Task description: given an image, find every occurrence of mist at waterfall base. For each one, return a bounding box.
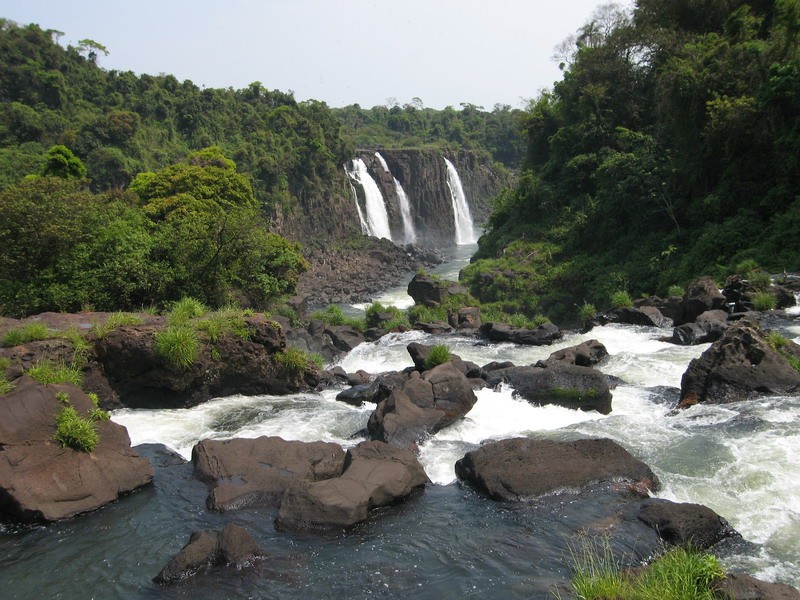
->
[4,310,799,599]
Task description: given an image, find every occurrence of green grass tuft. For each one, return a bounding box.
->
[196,307,250,342]
[89,407,110,421]
[2,322,55,347]
[424,344,452,370]
[579,302,597,322]
[26,361,83,386]
[55,390,71,405]
[752,291,777,311]
[748,270,772,292]
[0,378,15,395]
[167,297,208,324]
[54,406,99,452]
[276,347,312,376]
[93,312,145,338]
[310,305,366,331]
[667,284,685,298]
[610,290,633,308]
[155,325,200,368]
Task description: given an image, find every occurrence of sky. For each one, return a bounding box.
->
[3,0,620,110]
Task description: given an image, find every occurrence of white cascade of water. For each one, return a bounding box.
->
[345,158,393,241]
[347,177,369,235]
[393,177,417,245]
[375,152,390,172]
[444,157,478,245]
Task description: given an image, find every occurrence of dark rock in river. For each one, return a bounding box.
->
[455,438,659,501]
[479,321,562,345]
[486,364,613,414]
[635,296,686,325]
[368,363,477,447]
[679,318,800,408]
[449,306,481,330]
[407,272,469,307]
[0,377,153,523]
[192,436,346,511]
[636,498,739,549]
[716,573,800,600]
[540,339,608,367]
[672,319,729,346]
[585,306,673,331]
[154,524,266,584]
[412,320,453,334]
[683,276,727,323]
[275,440,429,531]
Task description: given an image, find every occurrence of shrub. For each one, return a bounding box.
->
[276,347,311,376]
[735,258,759,275]
[666,284,685,297]
[54,406,99,452]
[26,361,83,386]
[93,312,144,338]
[424,344,452,370]
[610,290,633,308]
[167,297,208,324]
[155,325,200,368]
[752,291,777,311]
[579,302,597,322]
[748,270,772,292]
[2,322,54,347]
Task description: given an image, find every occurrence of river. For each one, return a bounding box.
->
[2,245,799,599]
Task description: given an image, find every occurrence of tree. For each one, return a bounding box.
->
[41,145,87,179]
[77,39,109,63]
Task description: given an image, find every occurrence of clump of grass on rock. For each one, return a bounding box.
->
[155,325,200,369]
[424,344,452,370]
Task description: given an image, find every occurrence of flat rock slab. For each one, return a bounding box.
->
[275,440,429,531]
[455,438,658,501]
[192,436,346,511]
[479,322,562,346]
[0,377,153,522]
[636,498,739,549]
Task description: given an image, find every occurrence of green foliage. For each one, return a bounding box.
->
[55,390,70,405]
[407,304,446,324]
[167,297,208,324]
[40,145,86,179]
[276,347,313,376]
[766,331,789,351]
[0,378,13,395]
[154,325,199,369]
[748,270,772,292]
[2,322,54,346]
[365,302,408,329]
[563,534,725,600]
[92,312,144,338]
[579,302,597,322]
[610,290,633,308]
[26,360,83,386]
[752,291,777,311]
[196,306,251,342]
[89,407,110,421]
[54,406,99,452]
[310,305,366,331]
[667,285,685,297]
[87,391,100,406]
[60,326,91,365]
[424,344,452,370]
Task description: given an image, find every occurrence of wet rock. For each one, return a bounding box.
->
[585,306,673,331]
[486,364,612,414]
[635,296,686,325]
[715,573,800,600]
[412,321,453,335]
[672,320,729,346]
[679,318,800,408]
[407,273,469,307]
[684,276,727,323]
[540,339,608,367]
[154,524,266,584]
[192,436,346,511]
[323,325,365,353]
[449,306,481,330]
[0,377,153,523]
[455,438,659,501]
[368,364,477,447]
[636,498,739,549]
[275,440,429,531]
[479,321,562,346]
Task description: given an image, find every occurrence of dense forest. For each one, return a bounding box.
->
[464,0,800,322]
[0,19,523,317]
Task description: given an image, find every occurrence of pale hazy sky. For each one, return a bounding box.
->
[3,0,621,109]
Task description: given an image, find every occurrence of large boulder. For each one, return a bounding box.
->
[479,321,562,346]
[323,325,365,353]
[683,276,727,323]
[635,296,686,325]
[540,339,608,367]
[455,438,658,501]
[0,377,153,522]
[368,364,477,447]
[191,436,346,511]
[407,273,468,307]
[679,319,800,408]
[275,440,429,531]
[486,364,613,414]
[715,573,800,600]
[585,306,673,331]
[153,524,266,584]
[449,306,481,330]
[636,498,739,549]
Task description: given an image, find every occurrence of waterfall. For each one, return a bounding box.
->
[375,152,390,172]
[347,176,369,235]
[444,157,477,245]
[345,158,393,241]
[393,177,417,245]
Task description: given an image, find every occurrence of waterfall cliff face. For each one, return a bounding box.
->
[352,149,510,248]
